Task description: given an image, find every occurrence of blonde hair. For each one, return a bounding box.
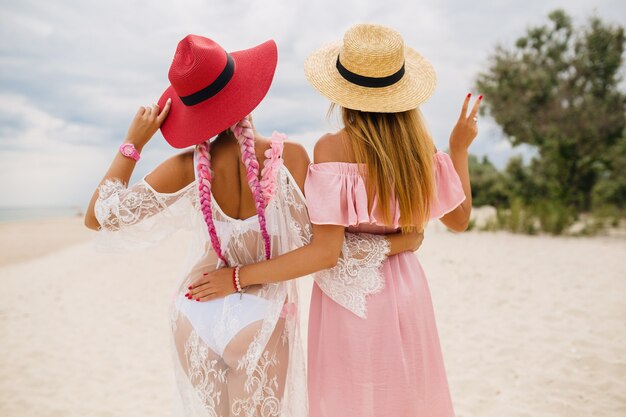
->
[339,105,436,231]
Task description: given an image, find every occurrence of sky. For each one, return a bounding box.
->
[0,0,625,208]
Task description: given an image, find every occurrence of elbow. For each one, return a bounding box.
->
[325,254,340,269]
[446,216,470,233]
[83,214,100,231]
[319,247,341,269]
[451,222,469,233]
[450,205,472,232]
[451,218,470,232]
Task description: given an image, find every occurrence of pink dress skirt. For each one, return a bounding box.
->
[304,151,465,417]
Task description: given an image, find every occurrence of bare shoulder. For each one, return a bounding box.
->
[313,131,351,163]
[145,149,195,193]
[282,141,310,169]
[282,140,310,194]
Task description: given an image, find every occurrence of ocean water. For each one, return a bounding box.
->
[0,207,84,223]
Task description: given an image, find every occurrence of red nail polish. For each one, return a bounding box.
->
[184,293,189,297]
[196,298,200,301]
[188,286,192,290]
[478,95,483,100]
[467,93,472,98]
[203,273,208,276]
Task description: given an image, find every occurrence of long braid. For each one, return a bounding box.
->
[196,140,229,266]
[231,119,272,260]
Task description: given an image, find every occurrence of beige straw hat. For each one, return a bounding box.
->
[304,23,436,113]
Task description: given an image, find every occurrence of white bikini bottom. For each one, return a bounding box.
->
[177,292,273,358]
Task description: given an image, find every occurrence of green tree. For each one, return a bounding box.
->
[468,154,509,207]
[476,10,625,211]
[592,135,626,209]
[502,156,549,205]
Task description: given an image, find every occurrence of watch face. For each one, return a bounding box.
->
[121,145,133,156]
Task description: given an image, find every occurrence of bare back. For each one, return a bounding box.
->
[145,134,309,221]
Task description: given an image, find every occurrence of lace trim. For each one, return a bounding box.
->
[94,177,196,231]
[313,232,390,318]
[96,179,155,230]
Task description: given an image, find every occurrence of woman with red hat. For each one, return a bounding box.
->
[84,34,421,416]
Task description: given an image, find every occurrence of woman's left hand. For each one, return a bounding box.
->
[186,267,236,302]
[449,93,482,154]
[126,99,172,151]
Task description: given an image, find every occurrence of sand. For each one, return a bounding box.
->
[0,217,92,267]
[0,217,625,417]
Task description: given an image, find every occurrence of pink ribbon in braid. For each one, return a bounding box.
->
[260,132,285,205]
[231,119,272,260]
[196,141,229,266]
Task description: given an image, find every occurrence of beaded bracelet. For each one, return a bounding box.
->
[232,265,244,297]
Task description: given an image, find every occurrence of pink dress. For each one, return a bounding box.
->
[304,151,465,417]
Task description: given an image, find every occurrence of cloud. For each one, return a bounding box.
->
[1,0,624,206]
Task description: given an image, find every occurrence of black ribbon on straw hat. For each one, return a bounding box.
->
[336,55,405,88]
[179,53,235,106]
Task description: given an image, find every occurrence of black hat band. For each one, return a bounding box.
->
[179,53,235,106]
[336,55,405,88]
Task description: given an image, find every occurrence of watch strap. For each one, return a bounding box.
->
[119,143,141,161]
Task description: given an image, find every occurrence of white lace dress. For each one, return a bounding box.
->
[93,145,390,417]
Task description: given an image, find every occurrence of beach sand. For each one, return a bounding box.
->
[0,217,625,416]
[0,217,92,267]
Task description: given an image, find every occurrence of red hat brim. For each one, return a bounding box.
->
[158,40,278,149]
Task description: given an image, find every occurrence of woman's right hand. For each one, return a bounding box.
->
[125,98,172,150]
[388,230,424,254]
[405,230,425,252]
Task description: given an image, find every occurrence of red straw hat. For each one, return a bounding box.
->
[157,35,278,148]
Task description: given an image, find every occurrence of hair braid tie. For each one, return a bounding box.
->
[260,131,285,205]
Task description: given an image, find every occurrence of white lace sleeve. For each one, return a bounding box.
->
[313,232,391,318]
[93,177,198,251]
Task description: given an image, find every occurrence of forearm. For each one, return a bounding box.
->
[239,241,338,287]
[84,149,142,229]
[239,231,416,287]
[448,148,472,225]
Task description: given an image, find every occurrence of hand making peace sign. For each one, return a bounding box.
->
[449,93,482,153]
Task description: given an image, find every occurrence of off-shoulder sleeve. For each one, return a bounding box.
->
[429,151,466,220]
[304,164,372,226]
[93,177,198,251]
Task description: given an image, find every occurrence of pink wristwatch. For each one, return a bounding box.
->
[119,143,141,161]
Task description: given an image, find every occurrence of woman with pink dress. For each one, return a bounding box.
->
[191,23,481,416]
